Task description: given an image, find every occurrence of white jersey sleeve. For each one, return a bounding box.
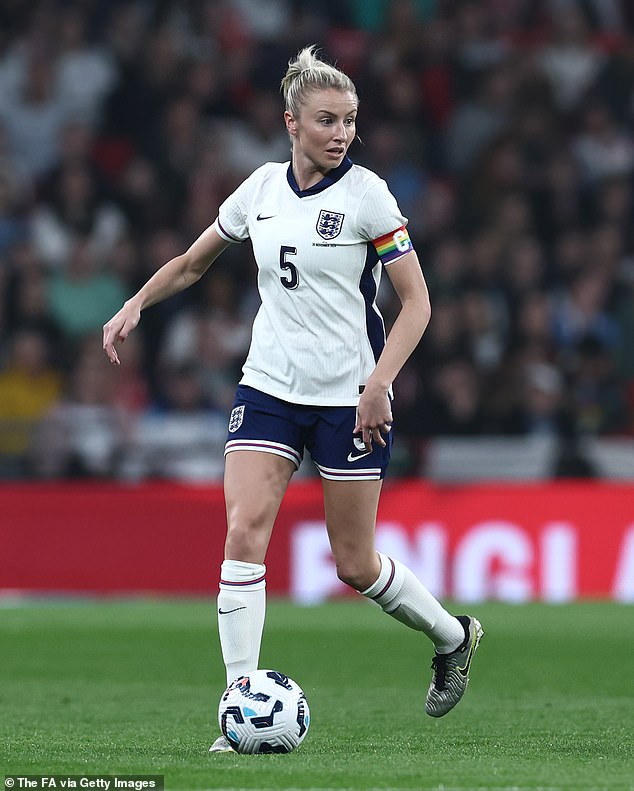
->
[357,179,414,265]
[357,179,406,241]
[214,164,275,243]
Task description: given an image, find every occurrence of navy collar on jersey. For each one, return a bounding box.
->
[286,156,353,197]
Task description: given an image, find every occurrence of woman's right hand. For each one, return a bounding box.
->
[102,299,141,365]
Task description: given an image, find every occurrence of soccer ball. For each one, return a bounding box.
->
[218,669,310,754]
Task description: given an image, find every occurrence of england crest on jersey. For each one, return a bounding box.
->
[228,405,245,433]
[316,209,345,240]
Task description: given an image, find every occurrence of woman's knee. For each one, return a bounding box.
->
[225,507,271,561]
[334,555,379,592]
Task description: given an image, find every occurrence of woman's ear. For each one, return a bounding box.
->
[284,110,297,138]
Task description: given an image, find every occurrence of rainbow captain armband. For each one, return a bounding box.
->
[372,226,414,264]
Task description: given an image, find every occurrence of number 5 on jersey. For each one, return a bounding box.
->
[279,245,299,290]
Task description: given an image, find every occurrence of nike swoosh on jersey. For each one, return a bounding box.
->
[256,213,275,220]
[218,606,247,615]
[457,631,478,677]
[347,450,372,462]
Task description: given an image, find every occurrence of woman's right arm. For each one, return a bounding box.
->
[103,224,231,365]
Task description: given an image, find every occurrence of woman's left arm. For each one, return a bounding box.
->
[355,250,431,448]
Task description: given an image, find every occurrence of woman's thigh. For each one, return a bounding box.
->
[321,477,383,590]
[223,450,295,563]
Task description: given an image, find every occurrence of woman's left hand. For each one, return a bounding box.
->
[354,382,392,451]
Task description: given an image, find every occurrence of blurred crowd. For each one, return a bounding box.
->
[0,0,633,480]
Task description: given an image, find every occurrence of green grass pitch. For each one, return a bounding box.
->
[1,598,632,790]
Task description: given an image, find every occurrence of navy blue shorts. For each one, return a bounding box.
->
[225,385,392,481]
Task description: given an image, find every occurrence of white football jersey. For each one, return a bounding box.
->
[214,157,413,406]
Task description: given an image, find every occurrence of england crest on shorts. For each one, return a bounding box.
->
[316,209,345,240]
[228,405,245,433]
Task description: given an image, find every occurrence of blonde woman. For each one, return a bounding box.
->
[103,46,483,752]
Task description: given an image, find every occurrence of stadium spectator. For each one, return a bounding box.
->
[510,360,567,437]
[0,327,62,474]
[424,236,468,298]
[462,287,506,371]
[568,333,626,435]
[54,7,118,127]
[46,235,128,340]
[160,270,252,411]
[536,4,604,113]
[453,0,514,91]
[0,50,73,184]
[106,329,151,417]
[31,160,126,270]
[116,156,174,233]
[5,263,62,346]
[221,89,291,176]
[424,355,488,435]
[531,148,586,245]
[593,176,632,229]
[551,268,621,352]
[596,33,634,125]
[510,290,556,355]
[446,64,515,173]
[572,99,634,184]
[120,360,227,482]
[360,120,429,226]
[0,170,28,255]
[31,344,128,478]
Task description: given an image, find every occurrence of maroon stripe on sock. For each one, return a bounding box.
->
[220,574,266,587]
[372,558,395,600]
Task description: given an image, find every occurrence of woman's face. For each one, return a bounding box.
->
[285,88,357,174]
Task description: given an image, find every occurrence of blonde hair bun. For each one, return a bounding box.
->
[280,45,357,117]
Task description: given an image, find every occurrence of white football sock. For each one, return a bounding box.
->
[362,553,464,653]
[217,559,266,686]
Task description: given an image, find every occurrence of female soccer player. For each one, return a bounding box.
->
[103,46,483,752]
